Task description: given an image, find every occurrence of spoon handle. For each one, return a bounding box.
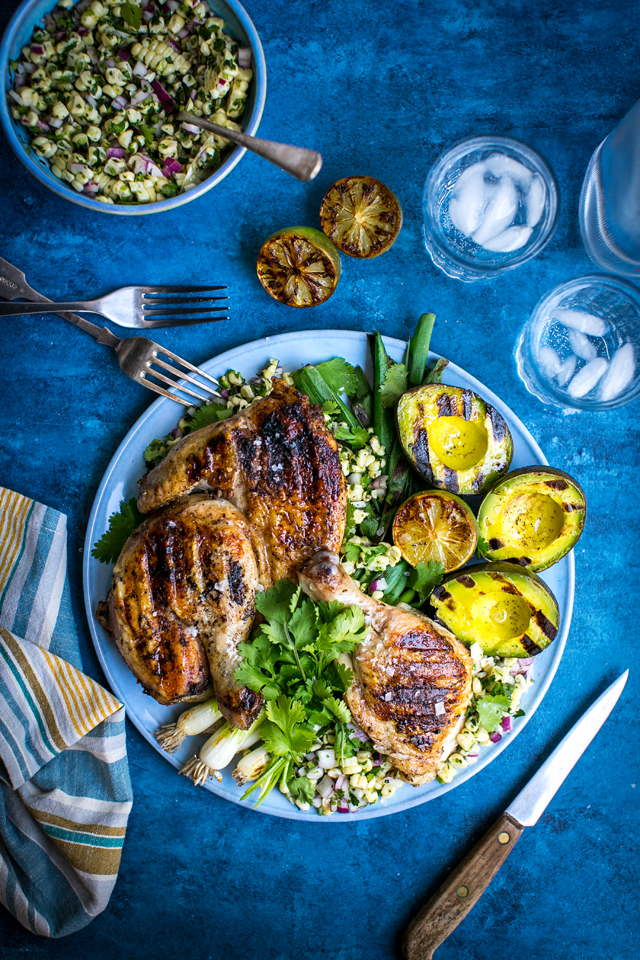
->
[176,111,322,182]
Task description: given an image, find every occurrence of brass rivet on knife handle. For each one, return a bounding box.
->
[402,812,524,960]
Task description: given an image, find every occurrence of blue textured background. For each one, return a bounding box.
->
[1,0,638,957]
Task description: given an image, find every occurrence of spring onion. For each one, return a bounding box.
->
[155,695,221,753]
[179,714,264,786]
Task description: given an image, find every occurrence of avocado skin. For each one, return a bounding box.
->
[477,466,586,573]
[396,384,513,496]
[429,561,560,659]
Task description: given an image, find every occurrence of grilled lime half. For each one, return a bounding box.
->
[256,227,341,308]
[319,176,403,258]
[393,490,478,573]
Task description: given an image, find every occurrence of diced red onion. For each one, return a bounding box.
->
[15,75,26,88]
[237,46,251,68]
[36,119,50,131]
[467,752,479,759]
[167,38,182,53]
[220,389,229,399]
[69,162,86,173]
[217,77,227,89]
[131,90,150,106]
[337,801,349,813]
[335,774,347,791]
[368,580,381,593]
[189,89,197,100]
[16,62,26,74]
[346,723,369,743]
[501,715,512,732]
[370,476,386,489]
[86,45,98,64]
[151,78,175,112]
[304,752,315,761]
[177,26,190,39]
[83,182,99,194]
[163,157,183,174]
[23,62,36,74]
[118,47,132,61]
[133,60,147,77]
[107,147,126,158]
[83,92,97,108]
[142,8,154,21]
[172,427,183,439]
[316,776,334,799]
[312,797,322,808]
[44,13,56,30]
[31,44,45,55]
[148,161,164,177]
[78,26,87,36]
[249,376,262,385]
[47,116,63,129]
[180,121,200,135]
[111,95,127,109]
[54,30,65,40]
[9,90,23,105]
[166,0,180,10]
[490,732,502,743]
[106,57,116,68]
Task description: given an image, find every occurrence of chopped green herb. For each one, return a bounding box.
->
[91,497,143,564]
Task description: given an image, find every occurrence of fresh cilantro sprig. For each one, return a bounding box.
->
[315,358,360,397]
[235,580,368,804]
[407,560,445,604]
[120,2,142,29]
[91,498,143,564]
[476,694,511,733]
[379,361,408,408]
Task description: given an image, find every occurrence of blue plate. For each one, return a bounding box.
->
[0,0,266,215]
[83,330,574,821]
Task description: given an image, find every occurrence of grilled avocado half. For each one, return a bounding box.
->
[477,467,586,572]
[397,384,513,495]
[430,562,559,658]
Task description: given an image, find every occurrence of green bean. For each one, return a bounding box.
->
[408,313,436,387]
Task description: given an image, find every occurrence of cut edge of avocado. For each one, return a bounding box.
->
[396,383,513,496]
[476,466,586,572]
[430,561,560,659]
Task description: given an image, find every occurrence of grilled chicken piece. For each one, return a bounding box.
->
[298,551,474,784]
[104,495,265,727]
[137,379,347,582]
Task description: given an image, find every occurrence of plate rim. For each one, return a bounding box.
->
[83,329,574,822]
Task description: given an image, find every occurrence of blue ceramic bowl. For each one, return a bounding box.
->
[0,0,266,215]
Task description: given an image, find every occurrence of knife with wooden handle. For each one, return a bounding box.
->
[403,670,629,960]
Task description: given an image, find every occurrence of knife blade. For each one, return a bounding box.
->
[403,670,629,960]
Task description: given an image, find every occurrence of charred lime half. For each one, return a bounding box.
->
[430,562,559,658]
[319,176,403,258]
[257,227,341,307]
[477,467,586,572]
[392,490,478,572]
[397,384,513,495]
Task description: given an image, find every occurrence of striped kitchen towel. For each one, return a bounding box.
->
[0,487,133,938]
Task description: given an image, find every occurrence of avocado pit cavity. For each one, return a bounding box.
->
[500,492,564,551]
[471,592,531,642]
[427,416,489,470]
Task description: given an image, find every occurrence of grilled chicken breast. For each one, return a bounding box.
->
[104,495,265,727]
[137,379,347,582]
[298,551,474,784]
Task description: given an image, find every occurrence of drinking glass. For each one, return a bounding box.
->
[516,275,640,410]
[422,136,558,282]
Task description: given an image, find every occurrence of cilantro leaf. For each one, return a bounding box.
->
[321,399,339,418]
[476,694,511,733]
[288,775,315,804]
[255,580,298,623]
[327,660,353,693]
[261,696,315,758]
[380,361,408,408]
[188,401,234,433]
[333,423,370,449]
[138,123,156,148]
[91,498,143,564]
[120,2,142,29]
[144,436,172,469]
[408,560,445,603]
[321,695,351,724]
[323,605,367,650]
[315,358,360,397]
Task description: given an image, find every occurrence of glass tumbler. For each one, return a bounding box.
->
[422,136,559,282]
[516,275,640,410]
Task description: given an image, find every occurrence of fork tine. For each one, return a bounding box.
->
[139,285,227,294]
[150,356,220,397]
[142,308,229,321]
[143,304,228,316]
[142,295,229,308]
[143,368,213,403]
[151,345,220,386]
[143,315,230,329]
[139,373,192,405]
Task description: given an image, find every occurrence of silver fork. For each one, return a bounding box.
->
[0,256,221,406]
[0,283,229,329]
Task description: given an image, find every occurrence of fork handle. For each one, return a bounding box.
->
[0,288,119,347]
[0,299,101,318]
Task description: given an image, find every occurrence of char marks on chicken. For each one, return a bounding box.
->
[104,495,265,727]
[137,379,347,582]
[299,550,474,784]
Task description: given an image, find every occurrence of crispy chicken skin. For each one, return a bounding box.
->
[104,495,264,727]
[137,379,347,582]
[298,550,474,784]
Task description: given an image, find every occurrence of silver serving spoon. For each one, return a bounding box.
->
[176,111,322,182]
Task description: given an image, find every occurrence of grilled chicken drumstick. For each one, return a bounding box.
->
[298,550,474,784]
[137,379,347,582]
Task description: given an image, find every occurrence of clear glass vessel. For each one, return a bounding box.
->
[422,136,559,282]
[516,274,640,410]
